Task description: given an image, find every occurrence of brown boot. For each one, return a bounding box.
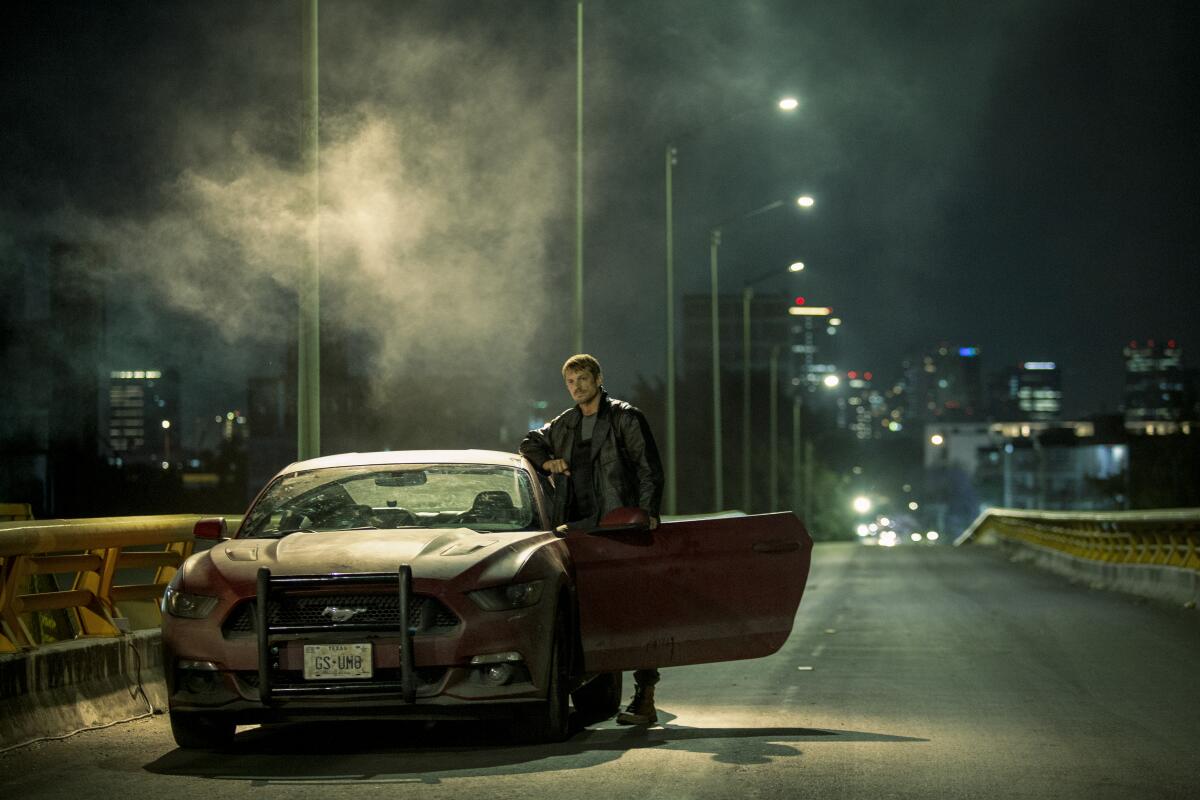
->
[615,683,658,725]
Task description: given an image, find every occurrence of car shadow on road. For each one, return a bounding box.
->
[143,711,926,784]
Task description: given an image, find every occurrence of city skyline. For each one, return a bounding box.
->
[2,1,1197,512]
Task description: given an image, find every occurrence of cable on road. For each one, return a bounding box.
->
[0,633,157,755]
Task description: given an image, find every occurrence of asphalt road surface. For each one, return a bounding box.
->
[2,542,1197,799]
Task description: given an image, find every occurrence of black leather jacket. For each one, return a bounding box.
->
[520,391,664,526]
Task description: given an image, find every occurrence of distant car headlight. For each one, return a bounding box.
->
[162,585,219,619]
[467,580,545,611]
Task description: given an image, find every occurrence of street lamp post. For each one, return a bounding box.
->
[664,96,799,515]
[574,1,584,353]
[769,345,780,511]
[664,143,677,513]
[298,0,320,461]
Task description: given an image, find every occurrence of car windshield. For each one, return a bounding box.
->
[239,463,538,537]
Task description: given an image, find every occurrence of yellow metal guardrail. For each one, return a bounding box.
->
[955,507,1200,572]
[0,513,240,653]
[0,504,34,523]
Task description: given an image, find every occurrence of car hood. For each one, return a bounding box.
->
[204,528,552,587]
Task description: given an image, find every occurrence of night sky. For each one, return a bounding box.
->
[3,0,1197,445]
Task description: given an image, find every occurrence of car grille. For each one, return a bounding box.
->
[236,666,448,689]
[222,593,459,636]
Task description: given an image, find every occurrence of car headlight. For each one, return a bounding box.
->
[162,585,219,619]
[467,580,545,611]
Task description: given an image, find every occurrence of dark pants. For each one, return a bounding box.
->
[633,668,659,687]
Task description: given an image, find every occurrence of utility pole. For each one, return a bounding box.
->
[297,0,320,461]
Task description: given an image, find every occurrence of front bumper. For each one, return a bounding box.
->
[164,566,554,722]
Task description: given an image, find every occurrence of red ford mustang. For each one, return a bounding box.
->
[161,450,813,748]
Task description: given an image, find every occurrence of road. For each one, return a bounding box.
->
[2,542,1197,799]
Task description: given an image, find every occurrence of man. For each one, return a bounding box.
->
[519,353,665,725]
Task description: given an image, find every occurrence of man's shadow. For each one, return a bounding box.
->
[145,709,926,784]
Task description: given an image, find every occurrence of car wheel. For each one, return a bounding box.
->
[571,671,623,724]
[169,711,235,750]
[517,608,570,743]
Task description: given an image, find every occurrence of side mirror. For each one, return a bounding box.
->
[595,507,650,532]
[194,517,228,541]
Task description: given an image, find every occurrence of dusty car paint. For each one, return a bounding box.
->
[161,449,812,745]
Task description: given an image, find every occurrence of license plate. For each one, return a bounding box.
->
[303,643,372,680]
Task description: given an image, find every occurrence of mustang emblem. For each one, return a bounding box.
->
[321,606,369,623]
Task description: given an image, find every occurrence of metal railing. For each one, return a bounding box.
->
[955,507,1200,572]
[0,514,239,652]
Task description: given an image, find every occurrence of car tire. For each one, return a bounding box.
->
[169,711,235,750]
[516,608,570,743]
[571,671,623,724]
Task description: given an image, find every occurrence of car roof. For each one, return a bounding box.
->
[280,449,528,475]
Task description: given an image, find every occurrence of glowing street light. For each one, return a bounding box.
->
[823,374,840,388]
[797,195,815,208]
[778,97,800,111]
[930,433,945,446]
[853,495,872,515]
[788,261,806,272]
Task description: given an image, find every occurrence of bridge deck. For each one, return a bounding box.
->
[2,542,1196,799]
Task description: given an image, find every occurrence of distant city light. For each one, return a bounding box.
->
[930,434,945,446]
[911,532,923,542]
[779,97,799,111]
[908,501,919,510]
[789,306,832,316]
[829,318,842,326]
[794,296,806,305]
[856,524,870,537]
[888,421,902,432]
[111,370,163,380]
[823,374,840,388]
[1023,361,1057,370]
[161,420,171,429]
[958,347,978,357]
[927,531,940,541]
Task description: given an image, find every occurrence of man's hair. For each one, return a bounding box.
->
[561,353,602,380]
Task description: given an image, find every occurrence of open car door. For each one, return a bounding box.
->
[564,512,812,673]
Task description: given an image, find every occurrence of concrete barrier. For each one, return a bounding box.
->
[0,630,166,751]
[957,507,1200,608]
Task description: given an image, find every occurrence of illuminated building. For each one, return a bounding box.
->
[974,427,1128,511]
[1122,339,1195,433]
[106,369,179,467]
[991,362,1063,421]
[843,370,907,439]
[906,345,984,423]
[682,292,828,393]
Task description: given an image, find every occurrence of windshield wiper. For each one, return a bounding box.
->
[244,527,318,539]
